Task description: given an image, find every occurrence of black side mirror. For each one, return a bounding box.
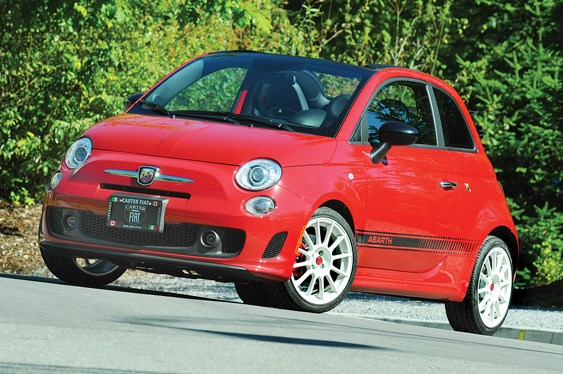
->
[124,92,145,111]
[369,121,420,164]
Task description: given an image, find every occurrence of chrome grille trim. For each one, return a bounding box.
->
[104,169,194,183]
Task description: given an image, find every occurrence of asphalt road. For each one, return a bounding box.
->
[1,274,562,374]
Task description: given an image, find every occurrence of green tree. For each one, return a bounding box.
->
[0,0,305,204]
[286,0,461,74]
[448,0,562,285]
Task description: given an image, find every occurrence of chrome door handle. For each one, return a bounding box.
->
[440,181,458,190]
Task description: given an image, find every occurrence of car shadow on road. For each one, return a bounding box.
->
[0,272,233,304]
[125,316,384,351]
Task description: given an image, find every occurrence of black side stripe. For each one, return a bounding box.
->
[356,230,479,256]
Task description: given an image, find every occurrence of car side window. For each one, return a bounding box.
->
[366,81,436,146]
[434,88,475,149]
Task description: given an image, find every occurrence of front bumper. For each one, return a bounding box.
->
[41,151,313,282]
[39,241,266,282]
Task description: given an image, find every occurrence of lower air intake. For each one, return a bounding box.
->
[262,232,288,259]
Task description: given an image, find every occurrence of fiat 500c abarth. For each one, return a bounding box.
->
[40,51,518,335]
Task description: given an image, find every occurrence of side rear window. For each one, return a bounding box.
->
[434,89,475,149]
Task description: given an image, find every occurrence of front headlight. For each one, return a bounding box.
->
[65,138,92,169]
[235,159,282,191]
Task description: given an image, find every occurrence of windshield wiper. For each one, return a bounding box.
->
[139,99,173,117]
[172,110,294,131]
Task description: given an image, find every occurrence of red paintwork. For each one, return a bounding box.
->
[87,114,336,166]
[41,54,518,302]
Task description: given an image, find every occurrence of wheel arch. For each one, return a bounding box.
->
[320,199,355,233]
[489,226,519,273]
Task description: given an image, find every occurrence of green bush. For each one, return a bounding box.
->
[447,0,562,286]
[1,0,560,286]
[0,0,305,204]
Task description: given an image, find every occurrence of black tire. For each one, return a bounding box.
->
[264,207,357,313]
[40,247,126,287]
[445,236,513,335]
[235,281,272,307]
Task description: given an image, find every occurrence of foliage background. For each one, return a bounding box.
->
[0,0,561,286]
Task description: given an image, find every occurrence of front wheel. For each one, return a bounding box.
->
[40,247,126,287]
[264,207,357,313]
[445,236,513,335]
[235,281,273,307]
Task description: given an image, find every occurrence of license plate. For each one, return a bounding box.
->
[107,194,168,233]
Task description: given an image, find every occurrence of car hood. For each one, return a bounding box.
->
[84,114,336,166]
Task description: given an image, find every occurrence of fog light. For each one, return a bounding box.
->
[48,171,62,191]
[63,213,76,231]
[245,196,275,216]
[201,230,219,248]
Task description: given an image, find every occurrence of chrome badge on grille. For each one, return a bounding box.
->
[137,166,159,186]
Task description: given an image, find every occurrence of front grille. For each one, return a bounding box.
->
[223,230,247,254]
[46,207,246,257]
[80,211,199,247]
[262,232,287,258]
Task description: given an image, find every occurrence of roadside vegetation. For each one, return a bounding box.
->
[0,0,561,288]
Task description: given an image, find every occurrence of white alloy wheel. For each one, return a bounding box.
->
[73,258,122,277]
[40,247,126,287]
[477,246,513,328]
[263,207,357,313]
[290,214,354,306]
[445,235,513,335]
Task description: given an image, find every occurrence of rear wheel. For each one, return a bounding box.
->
[445,236,513,335]
[40,247,126,287]
[264,207,357,313]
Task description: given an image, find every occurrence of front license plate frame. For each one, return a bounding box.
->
[107,194,168,233]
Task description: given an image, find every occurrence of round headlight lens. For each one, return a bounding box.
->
[65,138,92,169]
[235,159,282,191]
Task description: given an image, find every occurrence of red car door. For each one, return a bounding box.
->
[356,80,463,273]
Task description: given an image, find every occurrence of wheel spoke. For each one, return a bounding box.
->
[326,275,338,293]
[330,265,347,277]
[478,284,489,295]
[333,252,352,260]
[292,261,310,269]
[328,235,345,252]
[313,220,322,245]
[500,264,511,279]
[303,231,315,250]
[498,293,509,304]
[323,221,335,246]
[479,294,490,313]
[306,274,318,297]
[318,277,325,300]
[294,269,313,287]
[297,247,311,257]
[491,252,499,273]
[493,300,501,319]
[484,257,493,276]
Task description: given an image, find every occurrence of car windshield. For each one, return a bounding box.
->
[129,52,373,137]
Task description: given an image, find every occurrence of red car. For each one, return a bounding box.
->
[39,51,518,335]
